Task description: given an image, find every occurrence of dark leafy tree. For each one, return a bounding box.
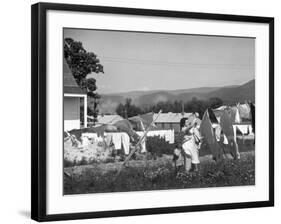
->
[86,78,97,92]
[116,98,143,118]
[142,97,223,118]
[64,38,104,124]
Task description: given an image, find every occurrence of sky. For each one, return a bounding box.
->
[64,28,255,94]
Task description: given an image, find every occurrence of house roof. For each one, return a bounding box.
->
[96,114,124,125]
[63,59,86,94]
[153,112,192,123]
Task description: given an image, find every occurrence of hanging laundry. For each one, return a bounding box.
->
[104,134,112,147]
[228,137,240,160]
[216,116,221,123]
[211,123,228,145]
[105,124,118,132]
[68,125,107,140]
[235,125,250,135]
[121,133,130,155]
[200,111,216,144]
[220,110,235,138]
[229,107,241,124]
[164,130,175,144]
[200,111,223,161]
[219,111,240,159]
[223,134,228,144]
[208,108,219,124]
[113,119,139,142]
[81,135,90,147]
[218,110,241,159]
[109,133,122,150]
[250,103,255,133]
[234,107,241,123]
[249,125,253,135]
[237,103,251,120]
[90,125,107,137]
[213,107,227,123]
[214,124,222,142]
[82,133,98,143]
[233,125,237,142]
[136,131,147,153]
[170,130,175,144]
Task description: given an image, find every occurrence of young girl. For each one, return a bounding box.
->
[182,121,201,172]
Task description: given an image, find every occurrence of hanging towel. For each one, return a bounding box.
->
[121,133,130,155]
[111,133,122,150]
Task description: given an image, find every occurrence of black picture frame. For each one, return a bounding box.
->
[31,2,274,222]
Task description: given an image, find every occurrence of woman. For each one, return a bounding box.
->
[182,120,201,172]
[173,118,188,173]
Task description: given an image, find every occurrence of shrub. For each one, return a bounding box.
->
[146,136,174,157]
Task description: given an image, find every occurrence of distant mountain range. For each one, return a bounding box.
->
[96,79,255,114]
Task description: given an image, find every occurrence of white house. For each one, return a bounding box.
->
[95,114,124,126]
[153,112,193,132]
[63,59,87,131]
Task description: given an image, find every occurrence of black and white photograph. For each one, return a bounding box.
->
[63,28,256,195]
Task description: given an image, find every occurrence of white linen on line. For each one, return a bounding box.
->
[211,124,228,144]
[81,132,131,154]
[121,133,130,155]
[106,133,122,150]
[233,124,253,136]
[236,125,249,135]
[81,135,90,147]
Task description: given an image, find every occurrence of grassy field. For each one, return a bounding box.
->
[64,139,255,195]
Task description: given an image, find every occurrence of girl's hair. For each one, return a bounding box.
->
[180,118,188,129]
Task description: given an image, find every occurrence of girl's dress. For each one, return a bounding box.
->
[182,127,200,164]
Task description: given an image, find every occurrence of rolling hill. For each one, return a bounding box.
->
[97,79,255,113]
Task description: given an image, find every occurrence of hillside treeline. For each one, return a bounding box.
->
[116,97,223,118]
